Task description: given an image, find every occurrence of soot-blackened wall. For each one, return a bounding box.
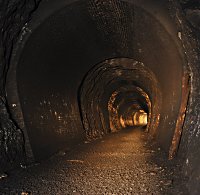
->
[173,1,200,193]
[0,0,41,172]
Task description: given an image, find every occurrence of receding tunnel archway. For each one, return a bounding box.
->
[108,85,151,131]
[6,0,186,161]
[78,58,158,139]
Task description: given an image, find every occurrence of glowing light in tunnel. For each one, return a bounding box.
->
[120,110,148,128]
[133,110,148,126]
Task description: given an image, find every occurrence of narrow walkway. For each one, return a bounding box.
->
[0,129,187,194]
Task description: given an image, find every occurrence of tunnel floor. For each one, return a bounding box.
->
[0,129,188,194]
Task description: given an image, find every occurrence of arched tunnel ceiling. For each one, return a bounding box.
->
[6,0,186,160]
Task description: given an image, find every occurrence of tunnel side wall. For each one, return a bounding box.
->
[171,1,200,194]
[0,0,41,172]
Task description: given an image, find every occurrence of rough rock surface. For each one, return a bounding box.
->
[0,0,41,172]
[170,1,200,194]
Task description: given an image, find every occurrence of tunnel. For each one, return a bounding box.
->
[1,0,200,194]
[6,0,185,161]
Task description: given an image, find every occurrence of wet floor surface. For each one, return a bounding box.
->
[0,129,188,194]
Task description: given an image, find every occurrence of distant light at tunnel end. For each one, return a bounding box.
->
[133,110,148,126]
[120,110,148,128]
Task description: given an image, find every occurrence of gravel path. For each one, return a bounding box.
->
[0,129,188,194]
